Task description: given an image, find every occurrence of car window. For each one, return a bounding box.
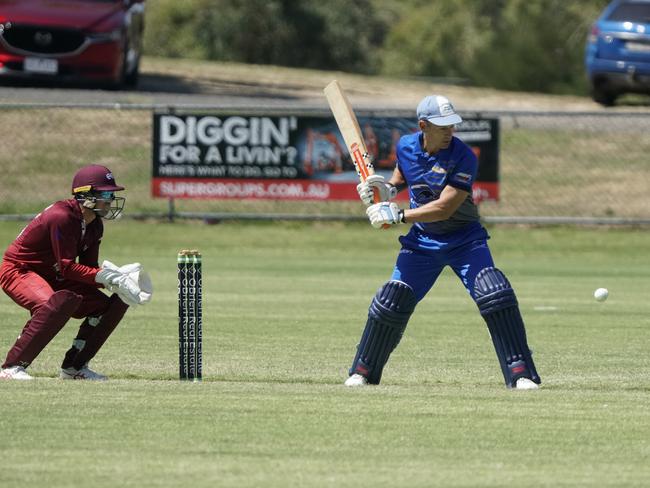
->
[606,2,650,22]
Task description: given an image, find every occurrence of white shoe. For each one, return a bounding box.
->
[60,364,108,381]
[344,373,368,387]
[0,365,34,380]
[515,377,539,390]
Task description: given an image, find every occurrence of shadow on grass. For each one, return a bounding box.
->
[139,72,301,99]
[0,72,302,100]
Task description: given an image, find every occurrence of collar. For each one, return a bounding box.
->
[66,198,84,221]
[417,134,455,159]
[414,132,426,157]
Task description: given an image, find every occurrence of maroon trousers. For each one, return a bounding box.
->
[0,261,127,370]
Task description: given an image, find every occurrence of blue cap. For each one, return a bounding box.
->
[416,95,462,126]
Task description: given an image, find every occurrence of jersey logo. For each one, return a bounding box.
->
[411,184,437,205]
[430,164,447,175]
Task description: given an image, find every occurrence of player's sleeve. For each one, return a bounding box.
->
[394,136,409,179]
[448,144,478,193]
[48,212,99,285]
[61,261,99,285]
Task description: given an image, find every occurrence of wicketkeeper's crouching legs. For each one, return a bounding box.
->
[2,290,83,369]
[349,280,417,384]
[61,294,129,371]
[474,267,541,387]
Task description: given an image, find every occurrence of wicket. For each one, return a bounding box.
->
[178,249,202,381]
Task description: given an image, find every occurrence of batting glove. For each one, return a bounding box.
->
[356,174,398,206]
[366,202,404,228]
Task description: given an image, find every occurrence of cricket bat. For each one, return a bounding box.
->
[323,80,381,204]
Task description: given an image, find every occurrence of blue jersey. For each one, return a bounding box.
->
[396,132,479,235]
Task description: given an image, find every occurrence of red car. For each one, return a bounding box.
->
[0,0,145,88]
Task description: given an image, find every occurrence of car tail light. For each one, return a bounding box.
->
[588,24,600,44]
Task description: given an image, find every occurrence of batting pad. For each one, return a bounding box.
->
[474,267,540,387]
[349,280,417,384]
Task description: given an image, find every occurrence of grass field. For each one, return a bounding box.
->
[1,220,649,487]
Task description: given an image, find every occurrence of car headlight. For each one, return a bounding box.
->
[87,29,122,43]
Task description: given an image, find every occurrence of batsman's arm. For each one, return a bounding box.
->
[402,186,468,223]
[387,167,407,195]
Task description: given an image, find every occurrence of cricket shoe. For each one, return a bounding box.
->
[60,364,108,381]
[344,373,368,387]
[514,377,539,390]
[0,365,34,380]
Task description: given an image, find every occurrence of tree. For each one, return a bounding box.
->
[380,1,492,82]
[143,0,386,74]
[143,0,612,94]
[379,0,608,94]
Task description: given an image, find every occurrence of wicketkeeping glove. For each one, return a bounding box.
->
[135,270,153,305]
[366,202,404,228]
[97,260,153,306]
[95,266,125,293]
[356,174,398,206]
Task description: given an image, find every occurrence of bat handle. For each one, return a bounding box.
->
[372,187,382,204]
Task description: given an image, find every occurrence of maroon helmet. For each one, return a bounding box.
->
[72,164,125,220]
[72,164,124,194]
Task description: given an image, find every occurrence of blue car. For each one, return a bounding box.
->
[585,0,650,105]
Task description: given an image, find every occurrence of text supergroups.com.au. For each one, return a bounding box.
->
[159,181,331,200]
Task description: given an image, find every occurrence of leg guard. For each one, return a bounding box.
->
[60,317,100,369]
[474,267,540,387]
[3,290,82,368]
[349,280,417,384]
[68,294,128,370]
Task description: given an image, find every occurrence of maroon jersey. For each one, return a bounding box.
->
[3,199,102,285]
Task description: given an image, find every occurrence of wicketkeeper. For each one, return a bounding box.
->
[0,164,152,381]
[346,95,541,389]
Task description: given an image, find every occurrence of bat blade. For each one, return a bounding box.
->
[323,80,377,190]
[324,80,390,229]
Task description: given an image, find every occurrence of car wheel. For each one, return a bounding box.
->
[123,56,140,88]
[591,86,617,106]
[117,41,140,89]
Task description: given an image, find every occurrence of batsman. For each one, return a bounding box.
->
[0,164,152,381]
[346,95,541,389]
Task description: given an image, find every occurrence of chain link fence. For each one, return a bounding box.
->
[1,103,649,223]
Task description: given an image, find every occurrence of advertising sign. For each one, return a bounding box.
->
[152,113,499,202]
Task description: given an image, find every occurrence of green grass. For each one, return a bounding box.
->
[1,221,649,487]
